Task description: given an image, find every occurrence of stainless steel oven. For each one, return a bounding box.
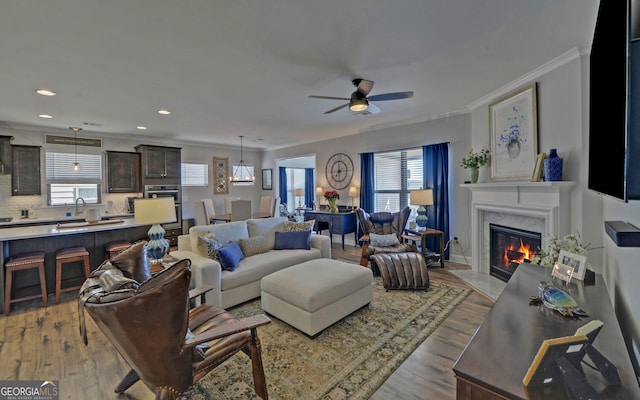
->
[144,184,182,229]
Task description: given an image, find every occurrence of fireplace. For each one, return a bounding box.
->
[489,223,541,282]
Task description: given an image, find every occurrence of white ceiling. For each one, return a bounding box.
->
[0,0,600,150]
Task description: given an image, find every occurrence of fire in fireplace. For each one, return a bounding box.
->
[489,224,541,282]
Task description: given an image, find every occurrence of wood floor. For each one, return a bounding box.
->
[0,245,494,400]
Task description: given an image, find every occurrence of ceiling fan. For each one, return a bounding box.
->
[308,78,414,114]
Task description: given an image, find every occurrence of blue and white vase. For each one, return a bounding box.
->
[543,148,563,181]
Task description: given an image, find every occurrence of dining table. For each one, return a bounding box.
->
[210,212,272,223]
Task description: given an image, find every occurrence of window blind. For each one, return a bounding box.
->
[46,151,102,182]
[373,148,423,212]
[181,162,208,186]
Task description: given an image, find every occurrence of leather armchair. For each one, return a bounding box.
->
[79,258,271,400]
[356,207,415,272]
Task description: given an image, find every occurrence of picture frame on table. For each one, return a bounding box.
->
[262,169,272,190]
[213,156,229,195]
[551,262,574,284]
[489,83,538,181]
[557,250,588,281]
[531,152,546,182]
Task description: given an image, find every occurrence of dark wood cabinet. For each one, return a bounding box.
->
[135,144,181,185]
[11,145,41,196]
[0,135,13,175]
[106,151,140,193]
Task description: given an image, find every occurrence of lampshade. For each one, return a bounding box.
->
[410,189,434,206]
[134,198,176,225]
[316,187,323,196]
[348,186,359,196]
[134,197,176,263]
[294,188,305,196]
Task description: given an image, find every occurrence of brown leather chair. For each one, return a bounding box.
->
[356,207,415,273]
[80,258,271,400]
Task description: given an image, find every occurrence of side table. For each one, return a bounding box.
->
[402,228,445,268]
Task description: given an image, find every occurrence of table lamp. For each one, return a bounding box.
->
[294,188,304,208]
[348,186,359,209]
[410,189,434,229]
[316,186,323,210]
[134,197,177,263]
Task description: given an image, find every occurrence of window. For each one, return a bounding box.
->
[286,168,306,213]
[373,148,423,212]
[46,151,102,206]
[181,162,208,187]
[230,164,255,186]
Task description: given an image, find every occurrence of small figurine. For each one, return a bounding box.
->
[529,281,588,319]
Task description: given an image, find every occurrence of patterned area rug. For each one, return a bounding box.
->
[181,278,471,400]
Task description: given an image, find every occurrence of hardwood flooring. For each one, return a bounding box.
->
[0,245,494,399]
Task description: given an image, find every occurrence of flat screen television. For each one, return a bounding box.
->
[588,0,640,201]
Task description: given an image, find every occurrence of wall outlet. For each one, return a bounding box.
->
[453,236,459,243]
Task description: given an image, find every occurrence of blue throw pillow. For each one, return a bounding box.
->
[218,242,244,271]
[274,230,311,250]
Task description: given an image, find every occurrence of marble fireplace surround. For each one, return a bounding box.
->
[462,181,575,274]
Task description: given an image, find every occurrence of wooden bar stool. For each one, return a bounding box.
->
[55,247,91,304]
[104,241,131,261]
[4,251,48,315]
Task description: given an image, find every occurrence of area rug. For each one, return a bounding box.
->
[181,278,471,400]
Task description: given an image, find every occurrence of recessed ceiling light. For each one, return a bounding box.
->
[38,114,53,119]
[157,109,171,115]
[36,89,56,96]
[137,126,147,130]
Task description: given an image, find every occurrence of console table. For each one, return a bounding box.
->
[453,263,640,399]
[304,210,357,250]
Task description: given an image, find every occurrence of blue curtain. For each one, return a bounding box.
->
[360,152,375,212]
[422,143,450,259]
[305,168,315,207]
[279,167,288,206]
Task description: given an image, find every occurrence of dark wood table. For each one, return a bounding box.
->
[402,228,445,268]
[453,263,640,399]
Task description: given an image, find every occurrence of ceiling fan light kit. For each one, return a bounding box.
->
[309,78,413,115]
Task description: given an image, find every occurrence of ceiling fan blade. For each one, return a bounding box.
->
[368,91,414,101]
[355,79,374,96]
[309,95,350,100]
[324,103,349,114]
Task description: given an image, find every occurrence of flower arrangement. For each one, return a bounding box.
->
[498,105,527,147]
[460,148,490,169]
[531,233,592,267]
[324,190,339,200]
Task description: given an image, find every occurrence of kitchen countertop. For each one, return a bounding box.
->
[0,217,146,241]
[0,213,134,228]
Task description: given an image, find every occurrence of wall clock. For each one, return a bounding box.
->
[325,153,354,190]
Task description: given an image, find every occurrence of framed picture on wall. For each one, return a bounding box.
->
[489,83,538,181]
[262,169,272,190]
[213,157,229,194]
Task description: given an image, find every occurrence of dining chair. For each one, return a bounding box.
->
[272,197,280,217]
[257,196,274,217]
[194,200,208,226]
[224,197,241,215]
[231,199,252,221]
[202,198,216,224]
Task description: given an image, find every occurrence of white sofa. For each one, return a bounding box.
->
[170,217,331,308]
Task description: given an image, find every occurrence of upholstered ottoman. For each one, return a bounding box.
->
[261,259,373,336]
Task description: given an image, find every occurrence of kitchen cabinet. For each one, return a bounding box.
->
[135,144,181,185]
[12,145,41,196]
[0,135,13,174]
[106,151,140,193]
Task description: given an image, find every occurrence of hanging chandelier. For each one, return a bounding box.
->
[69,127,82,171]
[230,135,255,185]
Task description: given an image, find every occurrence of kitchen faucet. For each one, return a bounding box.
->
[75,197,86,215]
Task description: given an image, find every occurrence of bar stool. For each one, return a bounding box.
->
[104,241,131,261]
[55,247,91,304]
[4,251,48,315]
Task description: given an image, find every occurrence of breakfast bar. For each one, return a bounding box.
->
[0,219,150,314]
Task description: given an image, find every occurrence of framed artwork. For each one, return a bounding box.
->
[489,83,538,181]
[557,250,588,281]
[531,152,546,182]
[262,168,272,190]
[213,157,229,194]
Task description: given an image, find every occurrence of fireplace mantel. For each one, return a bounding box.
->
[461,181,575,273]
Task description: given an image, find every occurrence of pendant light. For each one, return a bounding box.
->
[230,135,255,185]
[69,127,82,171]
